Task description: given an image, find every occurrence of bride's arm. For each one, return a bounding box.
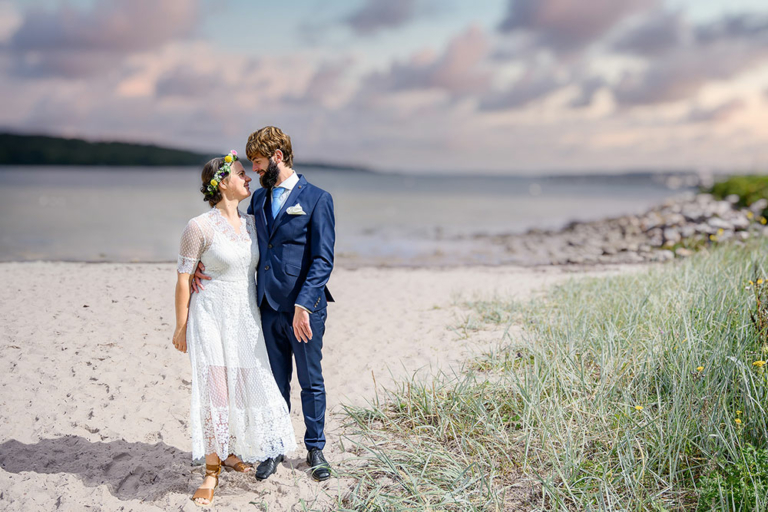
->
[173,219,207,353]
[173,274,192,353]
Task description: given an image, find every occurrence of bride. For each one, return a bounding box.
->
[172,151,296,506]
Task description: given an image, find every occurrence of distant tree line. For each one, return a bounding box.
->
[0,133,215,166]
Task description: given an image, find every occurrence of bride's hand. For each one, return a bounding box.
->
[173,328,187,353]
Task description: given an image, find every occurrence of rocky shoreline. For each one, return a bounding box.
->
[472,192,768,266]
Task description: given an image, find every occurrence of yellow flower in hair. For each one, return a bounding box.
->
[225,155,233,163]
[211,179,218,187]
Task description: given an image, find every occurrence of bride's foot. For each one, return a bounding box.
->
[193,462,221,507]
[223,454,252,473]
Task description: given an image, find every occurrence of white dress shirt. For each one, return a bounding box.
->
[273,171,299,212]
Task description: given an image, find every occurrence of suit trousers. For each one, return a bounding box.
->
[260,304,327,451]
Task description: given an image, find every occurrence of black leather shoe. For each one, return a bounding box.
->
[254,455,284,481]
[306,448,331,482]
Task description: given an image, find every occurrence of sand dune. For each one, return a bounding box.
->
[0,262,636,511]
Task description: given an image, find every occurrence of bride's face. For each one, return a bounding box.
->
[222,161,252,200]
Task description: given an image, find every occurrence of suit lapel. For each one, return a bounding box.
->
[254,190,269,244]
[270,174,308,239]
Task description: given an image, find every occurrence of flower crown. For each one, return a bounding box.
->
[205,150,238,196]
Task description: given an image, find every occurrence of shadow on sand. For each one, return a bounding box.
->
[0,435,191,501]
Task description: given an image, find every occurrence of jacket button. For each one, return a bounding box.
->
[268,244,273,249]
[264,265,270,270]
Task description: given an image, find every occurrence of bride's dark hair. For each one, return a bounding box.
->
[200,157,227,207]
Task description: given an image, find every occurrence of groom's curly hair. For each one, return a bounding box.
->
[246,126,294,168]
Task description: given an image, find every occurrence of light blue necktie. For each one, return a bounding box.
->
[271,187,286,219]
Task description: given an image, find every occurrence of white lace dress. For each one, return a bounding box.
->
[177,207,296,462]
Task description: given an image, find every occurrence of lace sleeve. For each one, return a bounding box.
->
[177,219,208,274]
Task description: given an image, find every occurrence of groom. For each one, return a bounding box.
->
[195,126,335,481]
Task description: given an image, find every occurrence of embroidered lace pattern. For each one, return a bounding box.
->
[177,207,296,462]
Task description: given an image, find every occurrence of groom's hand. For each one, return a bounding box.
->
[191,261,211,293]
[293,306,313,343]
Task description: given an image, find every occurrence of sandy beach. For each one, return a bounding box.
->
[0,261,641,511]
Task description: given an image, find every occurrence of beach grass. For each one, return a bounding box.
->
[339,240,768,510]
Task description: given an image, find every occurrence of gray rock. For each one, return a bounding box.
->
[730,214,750,230]
[663,228,681,244]
[695,222,717,235]
[750,199,768,212]
[708,218,732,230]
[713,201,733,217]
[675,248,693,257]
[726,194,740,204]
[680,225,697,238]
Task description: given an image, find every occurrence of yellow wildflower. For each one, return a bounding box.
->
[747,211,754,219]
[736,410,742,415]
[717,228,725,236]
[634,405,643,411]
[759,279,764,285]
[761,217,767,225]
[753,360,766,368]
[749,280,755,286]
[710,234,717,241]
[224,155,233,163]
[735,418,742,425]
[696,366,704,372]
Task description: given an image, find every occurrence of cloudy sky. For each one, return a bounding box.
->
[2,0,768,173]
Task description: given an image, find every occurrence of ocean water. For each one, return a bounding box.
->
[0,166,691,265]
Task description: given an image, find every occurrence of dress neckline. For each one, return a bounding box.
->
[209,207,250,242]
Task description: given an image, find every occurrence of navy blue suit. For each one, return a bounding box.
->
[248,174,335,451]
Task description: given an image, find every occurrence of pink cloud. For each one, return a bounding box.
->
[361,25,491,98]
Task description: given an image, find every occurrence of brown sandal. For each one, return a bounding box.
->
[192,462,221,507]
[224,460,251,472]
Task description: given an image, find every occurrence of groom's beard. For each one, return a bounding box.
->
[259,158,280,189]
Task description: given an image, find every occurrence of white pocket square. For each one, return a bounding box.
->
[286,203,306,215]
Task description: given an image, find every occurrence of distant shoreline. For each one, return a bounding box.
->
[0,132,372,172]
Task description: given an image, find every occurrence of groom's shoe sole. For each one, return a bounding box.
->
[254,455,284,481]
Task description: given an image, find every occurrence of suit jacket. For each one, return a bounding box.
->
[248,174,335,312]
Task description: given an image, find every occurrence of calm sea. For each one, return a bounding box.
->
[0,166,692,265]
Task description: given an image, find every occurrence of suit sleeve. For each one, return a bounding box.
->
[247,196,254,215]
[296,192,335,311]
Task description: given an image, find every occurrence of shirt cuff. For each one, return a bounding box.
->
[295,304,312,313]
